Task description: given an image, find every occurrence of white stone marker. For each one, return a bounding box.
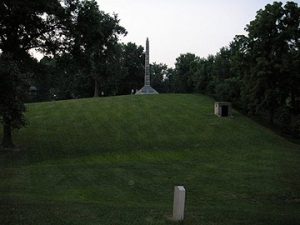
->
[172,186,186,221]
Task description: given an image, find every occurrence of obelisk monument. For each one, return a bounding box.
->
[136,38,159,95]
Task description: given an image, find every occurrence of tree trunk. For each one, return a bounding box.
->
[269,110,274,125]
[291,91,296,113]
[2,122,14,148]
[94,79,99,97]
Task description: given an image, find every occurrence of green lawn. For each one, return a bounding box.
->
[0,94,299,225]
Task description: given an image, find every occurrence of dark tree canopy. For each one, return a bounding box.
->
[0,0,67,56]
[244,1,300,123]
[119,42,144,94]
[70,0,126,97]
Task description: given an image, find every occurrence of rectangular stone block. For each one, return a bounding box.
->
[173,186,186,221]
[214,102,232,117]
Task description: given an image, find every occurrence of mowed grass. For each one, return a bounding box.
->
[0,94,299,225]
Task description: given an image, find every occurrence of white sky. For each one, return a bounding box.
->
[97,0,298,67]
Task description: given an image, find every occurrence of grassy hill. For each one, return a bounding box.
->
[0,94,299,225]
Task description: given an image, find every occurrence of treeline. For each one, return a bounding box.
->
[35,42,145,99]
[162,1,300,137]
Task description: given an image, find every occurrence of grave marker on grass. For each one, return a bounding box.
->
[173,186,186,221]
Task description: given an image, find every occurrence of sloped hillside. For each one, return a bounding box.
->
[0,94,299,225]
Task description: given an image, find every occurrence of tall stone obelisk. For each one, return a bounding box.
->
[145,38,150,86]
[136,38,159,95]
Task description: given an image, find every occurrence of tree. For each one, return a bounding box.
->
[95,42,123,96]
[244,1,300,123]
[173,53,199,93]
[163,68,176,93]
[150,63,169,93]
[12,0,127,101]
[39,54,90,100]
[118,42,144,95]
[0,0,70,148]
[71,0,126,97]
[212,47,231,80]
[281,2,300,114]
[0,54,28,148]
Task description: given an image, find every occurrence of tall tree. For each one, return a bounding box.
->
[0,54,27,148]
[72,0,126,97]
[0,0,69,148]
[174,53,199,93]
[244,1,300,123]
[150,63,169,93]
[119,42,144,95]
[281,2,300,113]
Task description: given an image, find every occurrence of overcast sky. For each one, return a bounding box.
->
[97,0,298,67]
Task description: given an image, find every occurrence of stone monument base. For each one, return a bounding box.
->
[136,85,159,95]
